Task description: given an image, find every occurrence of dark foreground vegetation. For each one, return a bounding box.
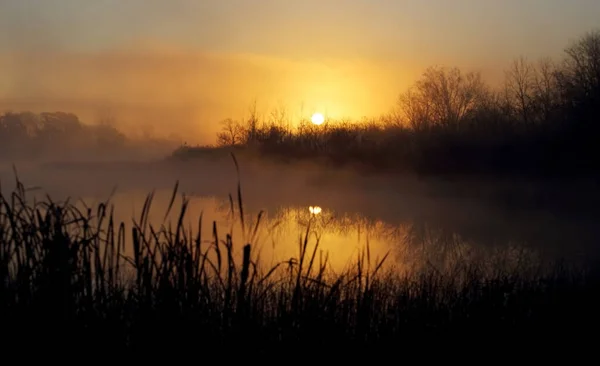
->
[1,29,599,359]
[173,29,600,179]
[1,171,599,358]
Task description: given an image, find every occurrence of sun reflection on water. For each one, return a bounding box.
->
[60,189,545,278]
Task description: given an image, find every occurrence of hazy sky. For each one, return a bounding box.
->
[1,0,599,142]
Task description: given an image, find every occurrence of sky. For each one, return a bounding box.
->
[1,0,599,143]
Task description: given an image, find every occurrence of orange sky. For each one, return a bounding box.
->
[1,0,599,144]
[0,48,427,142]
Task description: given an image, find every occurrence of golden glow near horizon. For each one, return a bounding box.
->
[2,0,599,145]
[311,113,325,125]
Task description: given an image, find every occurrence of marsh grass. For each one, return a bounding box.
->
[1,157,599,356]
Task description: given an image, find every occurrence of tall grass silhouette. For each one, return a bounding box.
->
[1,155,599,355]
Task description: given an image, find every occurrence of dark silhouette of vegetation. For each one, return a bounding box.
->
[1,169,599,357]
[0,110,182,162]
[0,22,597,360]
[0,111,128,159]
[175,29,600,179]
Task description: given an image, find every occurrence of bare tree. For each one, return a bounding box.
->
[216,118,245,146]
[504,56,536,123]
[397,66,487,129]
[268,103,289,130]
[398,87,433,131]
[532,57,560,122]
[557,30,600,105]
[245,100,259,143]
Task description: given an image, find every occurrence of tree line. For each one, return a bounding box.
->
[210,30,600,177]
[0,111,127,159]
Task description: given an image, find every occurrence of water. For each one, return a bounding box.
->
[2,157,598,276]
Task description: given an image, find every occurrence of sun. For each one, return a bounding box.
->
[309,206,322,215]
[311,113,325,125]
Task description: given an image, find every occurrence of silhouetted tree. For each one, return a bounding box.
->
[0,112,32,157]
[398,88,432,131]
[245,100,259,143]
[504,57,536,124]
[556,30,600,117]
[0,110,130,159]
[216,118,245,146]
[532,57,561,122]
[398,66,488,130]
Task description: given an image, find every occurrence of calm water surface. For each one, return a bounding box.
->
[3,158,598,275]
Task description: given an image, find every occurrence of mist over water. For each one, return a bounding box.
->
[3,151,598,275]
[3,3,600,355]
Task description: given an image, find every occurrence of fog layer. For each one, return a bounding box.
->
[0,49,426,144]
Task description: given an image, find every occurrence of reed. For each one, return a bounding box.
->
[1,158,598,357]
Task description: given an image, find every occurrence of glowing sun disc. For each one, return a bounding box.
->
[311,113,325,125]
[309,206,322,215]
